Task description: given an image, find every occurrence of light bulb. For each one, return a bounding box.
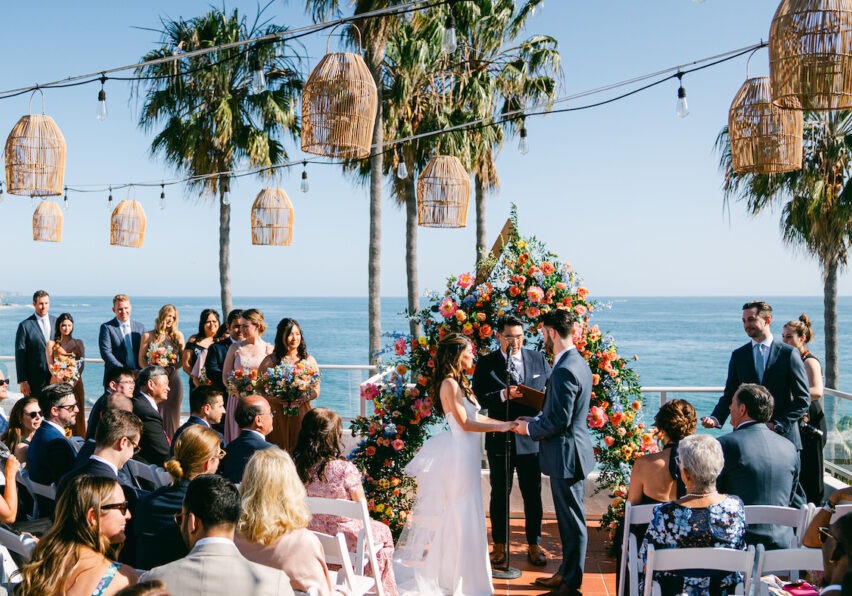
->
[160,186,166,210]
[396,160,408,179]
[300,169,309,193]
[518,127,530,155]
[222,190,231,206]
[676,83,689,118]
[96,88,107,121]
[64,193,69,211]
[0,182,5,196]
[251,69,267,94]
[108,188,113,211]
[442,12,457,54]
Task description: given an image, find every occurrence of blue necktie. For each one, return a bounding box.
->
[754,344,765,383]
[123,327,135,368]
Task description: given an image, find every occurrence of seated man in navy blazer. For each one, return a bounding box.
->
[14,290,56,399]
[172,386,226,452]
[87,367,136,440]
[28,382,79,487]
[131,366,171,467]
[99,294,145,390]
[221,395,276,483]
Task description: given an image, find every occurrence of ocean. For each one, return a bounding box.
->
[1,295,849,422]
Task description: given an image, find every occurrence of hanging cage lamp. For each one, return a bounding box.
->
[5,91,67,197]
[417,155,471,228]
[729,76,803,174]
[251,187,294,246]
[301,26,378,159]
[769,0,852,110]
[110,199,147,248]
[32,200,63,242]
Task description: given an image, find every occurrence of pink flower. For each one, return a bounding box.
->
[439,297,458,318]
[527,286,545,303]
[394,337,407,356]
[409,386,420,398]
[574,304,588,317]
[588,406,608,429]
[392,439,405,451]
[457,273,474,289]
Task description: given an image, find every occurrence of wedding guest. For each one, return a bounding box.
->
[46,312,87,437]
[236,449,335,596]
[15,289,55,399]
[782,314,828,504]
[2,396,41,462]
[295,408,398,596]
[131,366,171,467]
[220,395,275,484]
[222,309,273,442]
[802,503,852,596]
[802,486,852,548]
[139,305,185,439]
[171,386,225,449]
[716,383,799,550]
[16,475,139,595]
[135,424,223,570]
[639,434,746,596]
[259,318,321,454]
[88,367,136,440]
[181,309,220,387]
[0,441,20,523]
[28,382,78,485]
[100,294,146,390]
[0,369,13,437]
[204,309,243,397]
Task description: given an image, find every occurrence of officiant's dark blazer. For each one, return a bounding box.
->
[99,317,145,387]
[473,347,550,455]
[132,394,170,467]
[710,341,810,449]
[14,313,56,397]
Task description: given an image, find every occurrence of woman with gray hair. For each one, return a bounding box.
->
[639,434,747,596]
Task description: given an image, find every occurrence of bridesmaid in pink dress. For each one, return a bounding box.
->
[139,305,185,439]
[221,309,273,443]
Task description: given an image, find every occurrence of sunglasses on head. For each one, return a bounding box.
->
[25,411,42,419]
[101,501,130,516]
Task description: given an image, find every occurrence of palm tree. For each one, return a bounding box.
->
[135,7,302,316]
[716,112,852,426]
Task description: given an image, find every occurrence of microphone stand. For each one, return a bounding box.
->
[492,345,521,580]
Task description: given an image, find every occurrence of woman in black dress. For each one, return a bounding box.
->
[180,309,221,387]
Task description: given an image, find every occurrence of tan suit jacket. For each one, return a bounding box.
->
[140,540,295,596]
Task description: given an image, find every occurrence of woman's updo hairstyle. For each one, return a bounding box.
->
[164,424,221,482]
[785,313,814,345]
[654,399,697,443]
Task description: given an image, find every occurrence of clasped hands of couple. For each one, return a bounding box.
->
[495,419,531,434]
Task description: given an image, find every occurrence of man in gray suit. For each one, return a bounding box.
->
[515,309,594,596]
[716,383,800,550]
[141,474,293,596]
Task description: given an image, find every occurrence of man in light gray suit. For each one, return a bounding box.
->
[141,474,293,596]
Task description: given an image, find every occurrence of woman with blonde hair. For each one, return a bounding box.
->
[16,475,138,595]
[133,424,222,570]
[139,305,186,437]
[237,448,334,595]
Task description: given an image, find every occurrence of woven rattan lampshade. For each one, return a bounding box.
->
[251,188,294,246]
[32,200,63,242]
[5,111,67,197]
[769,0,852,110]
[417,155,471,228]
[110,200,147,248]
[729,77,804,174]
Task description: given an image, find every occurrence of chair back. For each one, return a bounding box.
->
[312,530,376,596]
[832,504,852,523]
[125,459,171,488]
[754,544,823,588]
[744,505,809,547]
[0,527,36,588]
[643,545,755,596]
[619,502,659,596]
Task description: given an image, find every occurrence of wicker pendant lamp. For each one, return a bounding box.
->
[729,76,803,174]
[769,0,852,110]
[251,186,294,246]
[301,27,377,159]
[5,92,67,197]
[32,200,63,242]
[417,155,471,228]
[110,198,147,248]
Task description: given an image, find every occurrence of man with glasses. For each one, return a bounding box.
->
[802,502,852,595]
[87,367,136,440]
[132,366,171,467]
[28,382,79,489]
[220,395,275,483]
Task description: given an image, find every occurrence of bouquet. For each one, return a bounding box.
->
[51,353,80,383]
[260,359,320,416]
[227,368,259,398]
[146,343,178,369]
[196,367,212,386]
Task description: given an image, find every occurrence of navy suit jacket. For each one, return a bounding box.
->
[85,391,110,440]
[131,394,170,467]
[14,313,56,396]
[135,479,190,570]
[204,338,234,394]
[27,421,76,485]
[473,347,551,454]
[710,340,810,449]
[221,430,275,483]
[171,416,224,455]
[99,317,145,386]
[528,349,595,481]
[716,422,800,550]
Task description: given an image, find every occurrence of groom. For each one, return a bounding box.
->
[515,308,594,596]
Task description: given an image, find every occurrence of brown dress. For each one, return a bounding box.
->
[49,339,86,437]
[262,354,319,454]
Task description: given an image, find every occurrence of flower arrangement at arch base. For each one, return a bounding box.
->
[348,208,658,542]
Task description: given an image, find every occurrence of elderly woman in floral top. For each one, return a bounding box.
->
[639,434,746,596]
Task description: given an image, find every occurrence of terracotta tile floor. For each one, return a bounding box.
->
[488,518,616,596]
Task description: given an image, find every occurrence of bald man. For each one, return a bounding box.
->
[220,395,276,483]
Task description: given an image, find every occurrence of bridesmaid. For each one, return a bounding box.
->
[139,305,185,438]
[221,309,273,443]
[45,313,86,437]
[181,309,220,387]
[259,318,321,453]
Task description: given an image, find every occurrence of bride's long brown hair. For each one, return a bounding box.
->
[428,333,474,417]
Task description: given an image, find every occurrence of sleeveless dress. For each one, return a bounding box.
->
[800,352,827,504]
[224,341,272,443]
[91,561,121,596]
[394,397,493,596]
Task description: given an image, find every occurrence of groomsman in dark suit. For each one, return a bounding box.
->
[172,386,226,451]
[221,395,276,483]
[28,383,79,486]
[131,366,171,467]
[99,294,145,390]
[702,301,810,450]
[515,309,595,596]
[473,314,551,567]
[14,290,56,398]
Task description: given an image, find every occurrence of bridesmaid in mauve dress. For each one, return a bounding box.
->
[45,313,86,437]
[139,305,185,439]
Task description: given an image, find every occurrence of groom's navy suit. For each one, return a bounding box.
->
[14,313,56,398]
[528,348,594,591]
[99,317,145,388]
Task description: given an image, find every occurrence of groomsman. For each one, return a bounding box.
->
[204,309,243,395]
[99,294,145,389]
[15,290,56,398]
[473,314,550,567]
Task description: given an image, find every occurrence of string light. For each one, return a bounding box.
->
[300,161,309,193]
[63,187,69,210]
[96,75,107,121]
[396,149,408,179]
[676,72,689,118]
[442,3,457,54]
[159,184,166,210]
[518,120,530,155]
[108,186,113,210]
[222,189,231,206]
[250,65,267,94]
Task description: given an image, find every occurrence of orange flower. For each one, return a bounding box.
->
[476,312,486,322]
[630,400,642,410]
[540,261,555,275]
[366,446,376,456]
[509,286,521,297]
[574,305,587,316]
[555,282,567,290]
[478,324,493,339]
[577,286,589,300]
[526,306,540,318]
[455,310,467,323]
[603,436,615,447]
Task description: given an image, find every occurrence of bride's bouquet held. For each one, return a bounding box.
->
[260,360,320,416]
[51,353,80,383]
[146,343,178,369]
[227,368,260,398]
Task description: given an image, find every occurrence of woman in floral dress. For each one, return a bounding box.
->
[45,313,86,437]
[139,305,185,438]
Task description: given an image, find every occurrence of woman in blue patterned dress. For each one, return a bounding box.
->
[639,434,746,596]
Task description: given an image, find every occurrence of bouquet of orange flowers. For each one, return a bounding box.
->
[227,368,259,398]
[146,343,178,369]
[260,360,320,416]
[51,353,80,383]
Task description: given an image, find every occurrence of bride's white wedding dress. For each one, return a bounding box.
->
[393,397,493,596]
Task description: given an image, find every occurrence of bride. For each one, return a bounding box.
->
[394,333,516,596]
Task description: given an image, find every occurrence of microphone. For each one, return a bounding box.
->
[506,345,514,358]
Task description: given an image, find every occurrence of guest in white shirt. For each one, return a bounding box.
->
[99,294,145,390]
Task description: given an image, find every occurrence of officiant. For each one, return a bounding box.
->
[473,314,551,568]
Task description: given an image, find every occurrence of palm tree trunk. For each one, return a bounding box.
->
[475,172,486,265]
[367,57,383,366]
[219,176,233,318]
[404,153,421,338]
[823,256,839,436]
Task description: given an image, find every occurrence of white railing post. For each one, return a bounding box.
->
[659,391,667,408]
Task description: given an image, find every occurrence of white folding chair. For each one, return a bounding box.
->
[16,469,55,519]
[744,505,809,547]
[0,527,35,589]
[313,530,375,596]
[643,545,755,596]
[618,502,658,596]
[125,459,171,488]
[306,497,384,596]
[831,504,852,523]
[754,545,823,594]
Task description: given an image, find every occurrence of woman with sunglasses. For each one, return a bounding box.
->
[133,424,223,570]
[16,475,138,595]
[2,397,41,463]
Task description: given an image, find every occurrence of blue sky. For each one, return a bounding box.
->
[0,0,843,297]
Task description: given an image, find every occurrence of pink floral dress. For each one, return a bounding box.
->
[306,459,398,596]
